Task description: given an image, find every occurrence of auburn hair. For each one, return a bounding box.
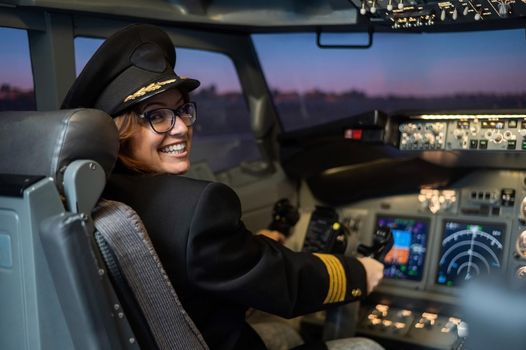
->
[113,110,153,173]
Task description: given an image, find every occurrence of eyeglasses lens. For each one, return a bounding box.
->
[147,102,197,133]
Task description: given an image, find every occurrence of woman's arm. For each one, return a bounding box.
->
[185,182,377,318]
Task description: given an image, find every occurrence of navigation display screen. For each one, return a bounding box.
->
[376,216,429,281]
[436,220,505,287]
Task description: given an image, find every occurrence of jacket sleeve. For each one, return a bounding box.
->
[185,182,368,318]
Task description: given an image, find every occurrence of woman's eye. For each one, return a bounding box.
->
[148,111,166,124]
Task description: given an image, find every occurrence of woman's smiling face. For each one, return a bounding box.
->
[128,88,193,174]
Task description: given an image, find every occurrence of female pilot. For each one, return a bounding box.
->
[62,24,384,350]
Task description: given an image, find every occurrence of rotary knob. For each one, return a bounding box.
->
[516,266,526,279]
[516,230,526,258]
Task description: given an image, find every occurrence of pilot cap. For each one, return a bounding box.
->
[61,23,200,116]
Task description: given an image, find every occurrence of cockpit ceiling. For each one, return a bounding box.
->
[3,0,525,32]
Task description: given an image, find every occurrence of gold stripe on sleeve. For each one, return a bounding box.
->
[313,253,347,304]
[323,255,338,303]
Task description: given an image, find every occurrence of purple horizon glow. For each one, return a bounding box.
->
[252,30,526,97]
[0,28,34,90]
[2,27,526,97]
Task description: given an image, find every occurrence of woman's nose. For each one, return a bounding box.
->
[168,116,188,136]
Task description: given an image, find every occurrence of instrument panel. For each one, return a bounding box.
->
[298,169,526,349]
[398,114,526,151]
[347,0,526,30]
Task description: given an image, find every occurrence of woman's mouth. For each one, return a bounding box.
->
[159,142,187,155]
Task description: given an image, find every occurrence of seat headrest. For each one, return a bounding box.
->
[0,109,119,192]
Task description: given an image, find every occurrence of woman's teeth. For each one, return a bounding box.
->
[160,143,186,154]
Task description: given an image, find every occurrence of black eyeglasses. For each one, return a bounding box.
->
[138,101,197,134]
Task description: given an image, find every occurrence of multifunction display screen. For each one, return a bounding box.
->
[436,220,505,287]
[376,216,429,281]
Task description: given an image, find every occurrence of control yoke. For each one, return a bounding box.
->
[357,226,394,261]
[268,198,300,237]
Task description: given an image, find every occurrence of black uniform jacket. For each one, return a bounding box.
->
[104,168,367,350]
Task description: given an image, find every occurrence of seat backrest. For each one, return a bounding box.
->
[0,109,138,350]
[0,109,207,350]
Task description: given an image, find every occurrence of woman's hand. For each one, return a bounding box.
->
[358,257,385,294]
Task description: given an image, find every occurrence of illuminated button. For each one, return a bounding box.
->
[371,318,382,326]
[479,140,488,149]
[508,140,517,150]
[375,304,389,317]
[394,322,406,329]
[376,304,389,312]
[422,312,438,320]
[400,309,412,318]
[344,129,363,140]
[382,320,393,327]
[509,120,518,128]
[469,140,478,149]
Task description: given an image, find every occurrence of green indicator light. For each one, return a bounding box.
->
[400,265,407,272]
[447,281,453,287]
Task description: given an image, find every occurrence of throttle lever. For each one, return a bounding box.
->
[357,226,394,261]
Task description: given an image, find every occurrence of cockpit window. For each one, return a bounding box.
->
[75,37,258,173]
[253,29,526,131]
[0,27,35,111]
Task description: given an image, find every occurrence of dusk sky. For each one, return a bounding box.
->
[253,30,526,96]
[1,28,33,89]
[2,26,526,96]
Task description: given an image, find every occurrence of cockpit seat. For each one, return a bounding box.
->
[93,198,208,350]
[0,109,207,350]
